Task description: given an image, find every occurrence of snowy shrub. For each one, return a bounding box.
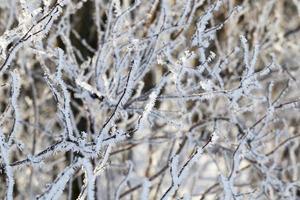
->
[0,0,299,199]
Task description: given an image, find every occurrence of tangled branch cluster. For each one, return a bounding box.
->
[0,0,299,199]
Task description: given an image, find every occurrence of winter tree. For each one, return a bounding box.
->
[0,0,299,199]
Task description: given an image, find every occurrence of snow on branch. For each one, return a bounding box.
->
[0,0,299,199]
